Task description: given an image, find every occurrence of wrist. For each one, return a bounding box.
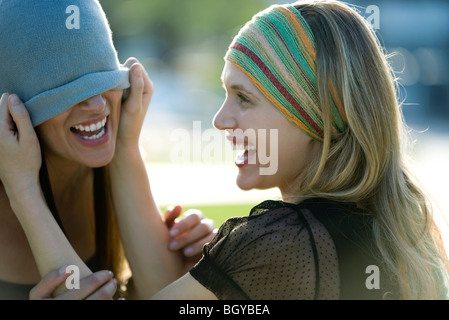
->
[6,178,44,216]
[112,142,143,163]
[3,174,40,199]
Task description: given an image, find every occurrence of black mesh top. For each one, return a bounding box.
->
[189,197,400,300]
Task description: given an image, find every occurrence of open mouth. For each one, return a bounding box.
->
[234,142,256,165]
[229,136,257,166]
[70,116,108,141]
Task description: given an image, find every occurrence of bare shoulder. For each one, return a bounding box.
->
[150,273,218,300]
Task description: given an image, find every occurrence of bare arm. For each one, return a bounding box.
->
[108,146,184,299]
[108,60,184,299]
[9,185,92,282]
[0,93,92,295]
[150,273,217,300]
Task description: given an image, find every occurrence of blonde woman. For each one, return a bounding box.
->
[1,0,448,299]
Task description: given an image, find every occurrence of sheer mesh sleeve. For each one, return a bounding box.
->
[189,200,340,300]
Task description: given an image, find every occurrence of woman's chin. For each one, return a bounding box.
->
[81,149,115,168]
[236,171,263,191]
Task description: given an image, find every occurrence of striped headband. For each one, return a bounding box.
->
[225,4,346,142]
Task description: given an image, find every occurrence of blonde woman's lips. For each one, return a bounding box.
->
[226,135,257,167]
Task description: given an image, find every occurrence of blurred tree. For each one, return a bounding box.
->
[100,0,270,61]
[99,0,271,97]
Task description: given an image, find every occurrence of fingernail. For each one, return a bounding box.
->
[133,65,142,77]
[184,247,194,256]
[169,241,178,250]
[170,228,179,237]
[59,265,68,275]
[9,94,21,106]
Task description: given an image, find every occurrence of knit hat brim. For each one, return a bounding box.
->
[26,67,130,127]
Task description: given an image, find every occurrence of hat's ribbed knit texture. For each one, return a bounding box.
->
[0,0,130,126]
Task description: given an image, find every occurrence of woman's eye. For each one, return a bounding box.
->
[237,93,252,105]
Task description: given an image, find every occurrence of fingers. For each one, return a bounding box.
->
[122,57,139,69]
[30,267,117,300]
[7,94,36,141]
[169,209,203,238]
[178,227,217,257]
[0,93,35,142]
[164,205,183,229]
[0,93,14,132]
[169,209,216,256]
[56,270,116,300]
[141,64,153,107]
[84,276,117,300]
[122,57,153,109]
[125,64,144,112]
[29,266,71,300]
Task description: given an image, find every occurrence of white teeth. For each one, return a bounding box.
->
[72,117,107,133]
[235,151,247,165]
[80,127,105,140]
[232,144,256,151]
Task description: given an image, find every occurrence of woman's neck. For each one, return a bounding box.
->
[42,153,96,253]
[43,154,93,210]
[279,184,302,204]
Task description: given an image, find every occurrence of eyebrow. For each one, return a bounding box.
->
[221,81,261,103]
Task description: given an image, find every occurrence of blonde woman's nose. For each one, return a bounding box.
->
[213,102,237,130]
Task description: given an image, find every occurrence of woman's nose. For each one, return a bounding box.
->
[78,94,106,113]
[213,101,237,130]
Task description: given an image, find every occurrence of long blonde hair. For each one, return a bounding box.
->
[290,0,449,299]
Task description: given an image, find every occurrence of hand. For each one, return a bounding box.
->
[0,93,41,197]
[116,58,153,151]
[164,206,217,264]
[29,267,118,300]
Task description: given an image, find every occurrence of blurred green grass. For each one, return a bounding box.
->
[161,203,254,227]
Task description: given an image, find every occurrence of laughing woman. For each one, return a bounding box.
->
[2,0,449,299]
[0,0,215,300]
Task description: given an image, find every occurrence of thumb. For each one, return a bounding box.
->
[8,94,35,139]
[29,266,71,300]
[123,63,144,112]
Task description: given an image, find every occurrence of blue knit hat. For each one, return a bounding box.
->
[0,0,130,126]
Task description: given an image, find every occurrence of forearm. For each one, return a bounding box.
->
[108,146,184,299]
[7,181,91,294]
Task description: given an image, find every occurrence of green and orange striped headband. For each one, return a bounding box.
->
[225,4,346,142]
